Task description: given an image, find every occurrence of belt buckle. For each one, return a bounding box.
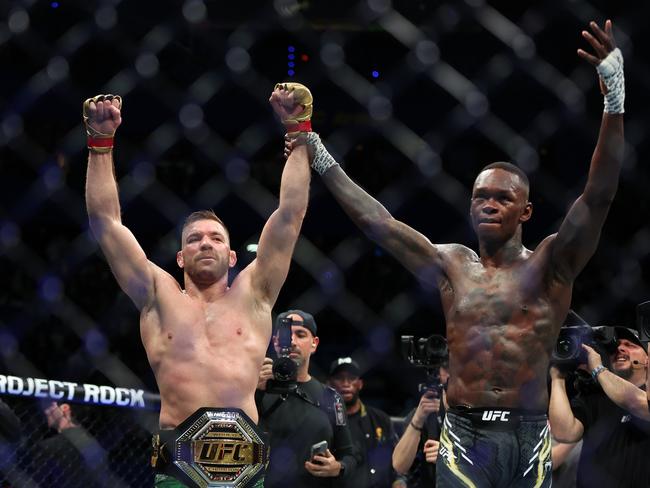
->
[166,408,267,488]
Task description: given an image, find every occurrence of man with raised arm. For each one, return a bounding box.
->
[549,330,649,486]
[287,20,625,487]
[84,83,312,488]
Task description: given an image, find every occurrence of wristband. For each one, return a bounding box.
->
[410,421,423,432]
[591,364,607,379]
[285,120,312,133]
[596,48,625,114]
[87,136,114,153]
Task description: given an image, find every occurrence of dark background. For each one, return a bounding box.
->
[1,0,649,415]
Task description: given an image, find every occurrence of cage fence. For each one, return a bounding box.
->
[0,375,159,488]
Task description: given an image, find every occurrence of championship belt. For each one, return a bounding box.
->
[151,408,268,488]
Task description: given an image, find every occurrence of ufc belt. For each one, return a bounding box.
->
[151,407,268,487]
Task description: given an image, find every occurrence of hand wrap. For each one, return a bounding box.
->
[305,132,339,175]
[596,48,624,114]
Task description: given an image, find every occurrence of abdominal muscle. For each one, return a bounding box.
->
[446,322,552,411]
[155,356,262,429]
[147,320,269,429]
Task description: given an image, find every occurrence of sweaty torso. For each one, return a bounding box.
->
[438,239,571,411]
[141,270,271,429]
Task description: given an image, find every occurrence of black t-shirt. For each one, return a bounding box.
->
[571,384,650,487]
[256,378,357,488]
[344,402,398,488]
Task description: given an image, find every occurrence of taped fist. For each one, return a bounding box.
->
[269,82,313,134]
[83,94,122,153]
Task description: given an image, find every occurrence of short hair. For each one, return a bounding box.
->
[478,161,529,198]
[181,210,230,243]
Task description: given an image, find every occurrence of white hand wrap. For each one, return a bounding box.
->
[305,132,339,175]
[596,47,624,114]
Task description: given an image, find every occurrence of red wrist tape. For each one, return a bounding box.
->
[87,136,114,150]
[284,120,312,133]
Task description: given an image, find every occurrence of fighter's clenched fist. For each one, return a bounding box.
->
[269,82,313,134]
[82,94,122,153]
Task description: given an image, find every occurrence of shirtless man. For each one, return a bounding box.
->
[84,84,312,487]
[288,20,625,487]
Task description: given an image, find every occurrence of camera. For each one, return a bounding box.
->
[551,310,617,371]
[401,334,448,395]
[266,317,298,395]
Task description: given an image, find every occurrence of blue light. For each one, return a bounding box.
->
[287,69,295,76]
[288,61,295,68]
[288,53,295,60]
[51,1,59,7]
[288,46,295,53]
[372,70,379,78]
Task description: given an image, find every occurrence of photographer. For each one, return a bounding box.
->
[549,326,650,487]
[392,362,449,487]
[255,310,358,488]
[392,335,448,486]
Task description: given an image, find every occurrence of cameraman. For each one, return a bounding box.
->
[392,363,449,487]
[581,341,650,422]
[255,310,358,488]
[549,326,650,487]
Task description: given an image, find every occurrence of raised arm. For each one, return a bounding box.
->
[287,133,442,286]
[248,84,311,304]
[84,95,155,310]
[552,20,625,281]
[582,344,650,420]
[548,366,585,443]
[393,393,440,474]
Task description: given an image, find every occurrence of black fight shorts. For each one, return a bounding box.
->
[437,406,552,488]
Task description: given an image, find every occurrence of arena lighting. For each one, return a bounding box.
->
[288,45,296,76]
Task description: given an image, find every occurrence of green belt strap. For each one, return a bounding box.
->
[154,473,265,488]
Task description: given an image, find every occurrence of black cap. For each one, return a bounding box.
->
[614,327,645,351]
[277,309,317,336]
[329,357,361,377]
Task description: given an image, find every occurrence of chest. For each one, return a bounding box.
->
[442,258,555,330]
[153,294,267,353]
[454,263,534,306]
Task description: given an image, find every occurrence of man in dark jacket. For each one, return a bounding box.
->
[328,357,404,488]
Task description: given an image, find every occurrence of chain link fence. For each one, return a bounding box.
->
[0,378,159,488]
[1,0,649,461]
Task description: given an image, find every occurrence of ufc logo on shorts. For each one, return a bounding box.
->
[481,410,510,422]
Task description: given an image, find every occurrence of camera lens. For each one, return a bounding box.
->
[273,357,297,382]
[555,338,575,359]
[424,335,448,362]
